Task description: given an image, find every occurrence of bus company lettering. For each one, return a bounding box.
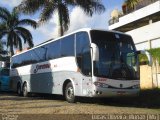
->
[34,64,51,73]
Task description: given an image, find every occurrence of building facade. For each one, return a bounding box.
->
[108,0,160,50]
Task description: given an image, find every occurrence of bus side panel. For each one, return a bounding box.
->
[10,57,93,96]
[10,70,92,97]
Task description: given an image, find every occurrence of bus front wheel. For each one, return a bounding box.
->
[65,82,76,103]
[22,83,28,97]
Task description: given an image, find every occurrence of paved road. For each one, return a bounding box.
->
[0,92,159,120]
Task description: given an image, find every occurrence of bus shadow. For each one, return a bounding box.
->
[1,89,160,109]
[30,93,65,101]
[30,62,54,95]
[0,92,64,101]
[77,89,160,109]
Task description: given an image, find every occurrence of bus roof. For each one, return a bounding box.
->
[11,28,131,57]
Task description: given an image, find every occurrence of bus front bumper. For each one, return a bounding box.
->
[91,87,139,97]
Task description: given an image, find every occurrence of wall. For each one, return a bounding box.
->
[140,65,153,89]
[126,21,160,50]
[140,63,160,89]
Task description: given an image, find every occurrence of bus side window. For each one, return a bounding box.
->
[47,41,61,60]
[61,35,74,57]
[76,32,91,76]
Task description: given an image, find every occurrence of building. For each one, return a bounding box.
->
[108,0,160,50]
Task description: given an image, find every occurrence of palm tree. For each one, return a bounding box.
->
[17,0,105,36]
[0,40,4,52]
[0,7,37,56]
[0,40,8,61]
[124,0,139,10]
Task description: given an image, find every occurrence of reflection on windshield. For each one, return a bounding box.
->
[91,30,139,80]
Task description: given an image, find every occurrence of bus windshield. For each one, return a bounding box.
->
[91,30,139,80]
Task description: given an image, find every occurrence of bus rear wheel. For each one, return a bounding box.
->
[65,82,76,103]
[22,83,28,97]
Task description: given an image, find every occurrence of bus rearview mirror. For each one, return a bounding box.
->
[91,43,99,61]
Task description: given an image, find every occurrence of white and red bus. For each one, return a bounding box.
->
[10,28,150,103]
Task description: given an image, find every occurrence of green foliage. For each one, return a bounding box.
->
[0,41,3,52]
[149,48,160,63]
[139,54,148,62]
[124,0,139,9]
[0,7,37,56]
[139,47,160,64]
[0,55,10,61]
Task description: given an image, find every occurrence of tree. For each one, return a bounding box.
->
[124,0,139,10]
[0,40,9,62]
[0,40,4,52]
[17,0,105,36]
[0,7,37,56]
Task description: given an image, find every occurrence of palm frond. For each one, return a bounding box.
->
[15,27,34,48]
[0,24,8,39]
[12,31,22,50]
[9,13,19,29]
[17,19,37,28]
[0,7,11,21]
[12,8,19,19]
[65,0,76,5]
[18,36,22,51]
[0,31,8,40]
[0,23,7,30]
[17,0,46,15]
[125,0,139,9]
[39,1,56,23]
[0,40,4,51]
[74,0,105,16]
[0,14,7,22]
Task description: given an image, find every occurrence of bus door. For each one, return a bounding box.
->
[76,32,92,96]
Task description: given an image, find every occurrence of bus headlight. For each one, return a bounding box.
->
[94,82,109,88]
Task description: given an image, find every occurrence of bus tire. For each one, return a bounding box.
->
[22,83,28,97]
[65,82,76,103]
[17,83,22,96]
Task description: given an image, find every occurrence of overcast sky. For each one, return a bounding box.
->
[0,0,124,45]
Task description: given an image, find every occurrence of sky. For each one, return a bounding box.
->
[0,0,124,46]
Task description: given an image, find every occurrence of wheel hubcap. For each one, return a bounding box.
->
[67,87,74,99]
